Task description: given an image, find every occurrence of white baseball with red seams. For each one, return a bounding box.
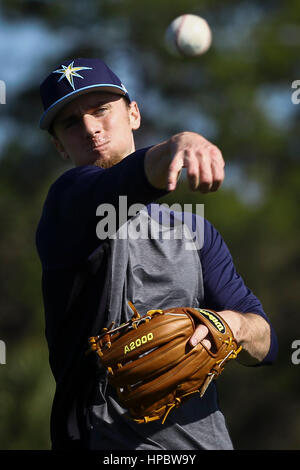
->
[165,14,212,57]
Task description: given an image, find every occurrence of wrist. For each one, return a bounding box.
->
[144,140,171,189]
[218,310,245,344]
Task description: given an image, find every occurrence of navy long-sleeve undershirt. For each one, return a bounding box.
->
[36,147,278,372]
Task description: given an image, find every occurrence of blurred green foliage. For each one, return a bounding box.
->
[0,0,299,450]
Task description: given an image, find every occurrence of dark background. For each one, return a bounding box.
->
[0,0,299,450]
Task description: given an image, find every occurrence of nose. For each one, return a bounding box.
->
[82,113,102,137]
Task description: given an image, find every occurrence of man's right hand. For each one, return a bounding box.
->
[144,131,225,193]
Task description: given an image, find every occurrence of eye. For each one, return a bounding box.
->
[64,117,79,129]
[94,105,109,116]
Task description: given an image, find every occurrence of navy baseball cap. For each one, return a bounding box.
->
[39,58,131,130]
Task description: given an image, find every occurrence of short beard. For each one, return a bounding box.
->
[93,154,125,169]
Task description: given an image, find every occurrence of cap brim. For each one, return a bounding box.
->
[39,84,129,130]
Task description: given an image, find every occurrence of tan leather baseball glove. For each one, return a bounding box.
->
[88,302,242,424]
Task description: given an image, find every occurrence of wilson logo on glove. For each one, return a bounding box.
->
[87,302,242,425]
[196,308,226,333]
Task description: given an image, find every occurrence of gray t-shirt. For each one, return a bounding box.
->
[83,206,233,450]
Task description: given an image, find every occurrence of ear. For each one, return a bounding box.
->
[128,101,141,131]
[51,136,70,160]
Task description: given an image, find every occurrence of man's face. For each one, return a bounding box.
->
[51,91,141,167]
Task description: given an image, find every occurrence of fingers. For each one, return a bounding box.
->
[185,149,200,191]
[193,144,225,193]
[167,134,225,193]
[207,145,225,193]
[167,152,184,191]
[189,324,211,350]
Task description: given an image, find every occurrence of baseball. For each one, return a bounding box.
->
[165,14,212,57]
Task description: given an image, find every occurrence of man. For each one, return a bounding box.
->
[36,58,277,450]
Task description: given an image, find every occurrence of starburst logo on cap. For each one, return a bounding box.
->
[52,61,93,90]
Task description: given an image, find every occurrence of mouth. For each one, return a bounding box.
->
[89,137,110,152]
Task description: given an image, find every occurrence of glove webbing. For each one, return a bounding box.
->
[87,303,164,358]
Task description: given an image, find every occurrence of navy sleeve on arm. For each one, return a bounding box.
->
[200,218,278,365]
[36,147,167,270]
[52,146,164,220]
